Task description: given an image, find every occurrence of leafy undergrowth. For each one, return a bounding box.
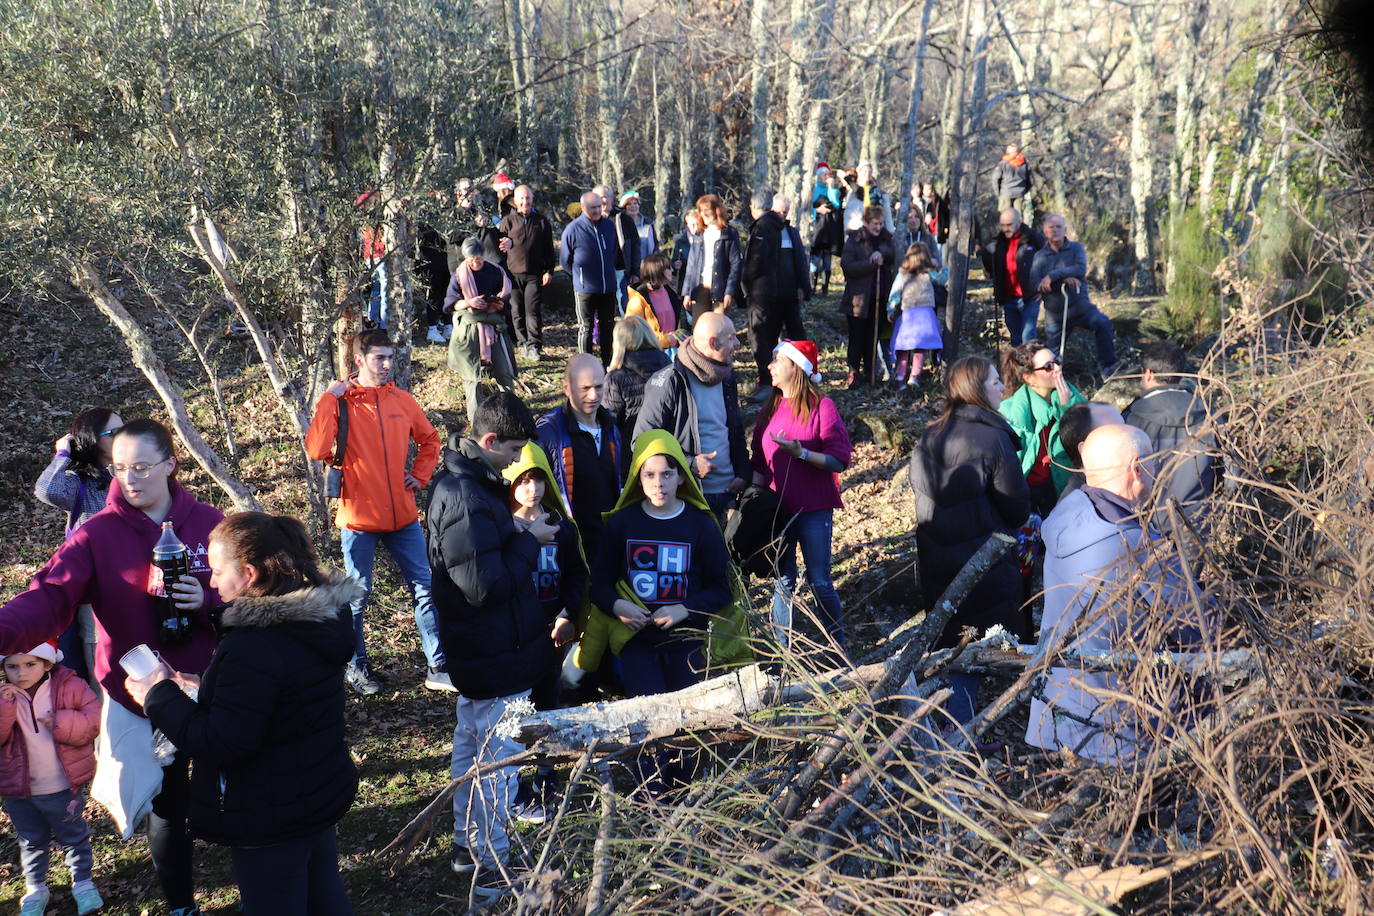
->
[0,275,1150,913]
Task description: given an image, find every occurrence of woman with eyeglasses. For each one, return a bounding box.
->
[998,340,1086,516]
[2,419,222,916]
[33,408,124,686]
[909,356,1030,730]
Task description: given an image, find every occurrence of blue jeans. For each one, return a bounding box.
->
[946,673,981,728]
[770,509,846,650]
[1000,297,1039,346]
[1044,303,1117,368]
[340,521,445,671]
[4,790,92,890]
[620,640,702,795]
[452,691,529,868]
[703,490,735,527]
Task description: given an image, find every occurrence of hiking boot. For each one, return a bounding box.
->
[345,662,381,696]
[19,887,49,916]
[470,864,516,902]
[424,667,457,693]
[451,844,476,875]
[72,881,103,915]
[846,371,864,390]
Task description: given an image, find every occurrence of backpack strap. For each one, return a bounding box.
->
[332,397,349,467]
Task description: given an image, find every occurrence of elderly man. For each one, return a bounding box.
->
[560,191,620,364]
[742,190,811,400]
[592,183,641,309]
[1057,400,1125,499]
[498,185,556,362]
[1122,341,1220,529]
[1026,425,1206,765]
[978,208,1045,346]
[634,312,749,522]
[535,353,623,566]
[994,142,1033,213]
[1029,213,1120,376]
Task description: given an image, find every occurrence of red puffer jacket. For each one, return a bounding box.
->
[0,665,100,798]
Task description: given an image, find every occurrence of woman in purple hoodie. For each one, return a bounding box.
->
[0,419,222,916]
[750,340,853,651]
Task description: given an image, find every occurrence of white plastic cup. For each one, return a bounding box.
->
[119,644,161,680]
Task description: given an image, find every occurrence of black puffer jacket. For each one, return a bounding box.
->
[425,436,551,699]
[909,405,1031,646]
[603,348,672,475]
[143,575,362,848]
[1122,385,1219,520]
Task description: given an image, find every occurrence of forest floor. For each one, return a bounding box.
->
[0,270,1161,913]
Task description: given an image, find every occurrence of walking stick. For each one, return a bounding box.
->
[1057,288,1069,363]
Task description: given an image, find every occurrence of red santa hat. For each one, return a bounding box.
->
[0,640,62,667]
[815,161,831,176]
[491,173,515,191]
[774,339,822,384]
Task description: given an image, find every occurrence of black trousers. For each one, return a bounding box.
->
[511,272,544,347]
[575,292,617,365]
[233,826,353,915]
[846,311,878,378]
[148,754,194,909]
[749,295,806,388]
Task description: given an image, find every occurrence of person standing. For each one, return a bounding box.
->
[809,165,845,295]
[1029,214,1120,376]
[841,161,895,233]
[886,242,945,387]
[445,237,519,423]
[536,353,624,567]
[994,142,1034,213]
[625,254,689,351]
[840,206,896,387]
[634,312,750,523]
[425,391,559,901]
[998,341,1087,516]
[909,357,1030,729]
[498,185,556,362]
[621,191,658,263]
[978,208,1046,346]
[0,419,221,916]
[742,191,811,401]
[750,340,853,651]
[682,194,742,319]
[671,209,702,278]
[304,329,447,696]
[560,191,620,364]
[593,184,642,310]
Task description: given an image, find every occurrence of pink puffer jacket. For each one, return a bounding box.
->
[0,665,100,798]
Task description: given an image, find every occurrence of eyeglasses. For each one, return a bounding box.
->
[1032,360,1059,373]
[98,426,124,438]
[106,459,168,479]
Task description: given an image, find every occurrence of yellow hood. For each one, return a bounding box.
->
[609,429,709,517]
[503,443,572,521]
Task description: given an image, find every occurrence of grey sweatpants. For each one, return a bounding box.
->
[3,789,93,890]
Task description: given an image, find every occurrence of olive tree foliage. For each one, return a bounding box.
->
[0,0,504,517]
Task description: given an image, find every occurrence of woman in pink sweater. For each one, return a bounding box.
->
[0,640,102,915]
[750,340,854,651]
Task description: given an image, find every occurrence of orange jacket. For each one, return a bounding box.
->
[305,380,440,532]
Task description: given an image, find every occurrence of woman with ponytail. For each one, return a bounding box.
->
[126,512,360,914]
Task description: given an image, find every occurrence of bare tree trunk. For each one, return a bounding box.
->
[1223,0,1287,235]
[748,0,771,190]
[73,261,261,510]
[1127,4,1159,294]
[898,0,938,229]
[597,0,627,190]
[942,0,990,364]
[651,63,671,245]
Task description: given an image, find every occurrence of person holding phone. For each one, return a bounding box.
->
[444,237,518,424]
[749,340,853,651]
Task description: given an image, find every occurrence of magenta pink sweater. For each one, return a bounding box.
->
[751,396,853,514]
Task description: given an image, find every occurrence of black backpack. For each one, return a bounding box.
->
[725,486,793,578]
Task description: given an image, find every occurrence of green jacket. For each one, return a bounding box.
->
[997,382,1085,495]
[573,430,753,673]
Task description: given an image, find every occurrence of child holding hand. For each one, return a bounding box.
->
[0,641,102,915]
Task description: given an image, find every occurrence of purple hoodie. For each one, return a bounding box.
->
[0,480,222,714]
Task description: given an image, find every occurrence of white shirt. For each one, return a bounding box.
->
[701,225,722,288]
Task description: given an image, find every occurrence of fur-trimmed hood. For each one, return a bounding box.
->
[220,574,364,630]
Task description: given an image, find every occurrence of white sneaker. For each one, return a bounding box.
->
[426,325,446,344]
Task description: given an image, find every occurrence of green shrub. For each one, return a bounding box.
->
[1160,206,1226,342]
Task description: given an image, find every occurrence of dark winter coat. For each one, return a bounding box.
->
[810,187,845,255]
[633,357,751,484]
[560,214,619,294]
[979,227,1046,303]
[603,348,672,475]
[498,209,556,276]
[142,575,362,847]
[840,227,897,319]
[742,211,812,304]
[1028,241,1094,316]
[425,437,552,699]
[609,207,642,276]
[994,156,1034,201]
[682,225,742,301]
[1122,385,1219,520]
[909,405,1032,646]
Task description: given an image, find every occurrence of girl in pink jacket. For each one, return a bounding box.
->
[0,641,102,915]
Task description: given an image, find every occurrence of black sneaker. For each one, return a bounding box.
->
[345,662,381,696]
[451,844,476,875]
[471,864,515,902]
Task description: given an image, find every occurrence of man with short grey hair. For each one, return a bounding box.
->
[592,183,640,310]
[1029,213,1120,376]
[742,188,811,399]
[560,191,620,363]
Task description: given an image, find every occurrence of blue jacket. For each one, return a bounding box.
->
[534,405,623,522]
[1025,486,1205,765]
[1028,240,1093,317]
[682,225,742,301]
[560,214,618,294]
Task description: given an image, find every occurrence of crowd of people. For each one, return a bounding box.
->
[0,144,1220,914]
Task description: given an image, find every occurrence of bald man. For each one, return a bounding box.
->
[1027,424,1205,765]
[498,184,556,360]
[635,312,749,522]
[977,207,1045,346]
[535,353,623,563]
[560,190,620,362]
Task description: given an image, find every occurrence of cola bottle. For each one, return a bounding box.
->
[152,521,192,647]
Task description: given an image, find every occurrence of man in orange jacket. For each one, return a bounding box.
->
[306,328,448,695]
